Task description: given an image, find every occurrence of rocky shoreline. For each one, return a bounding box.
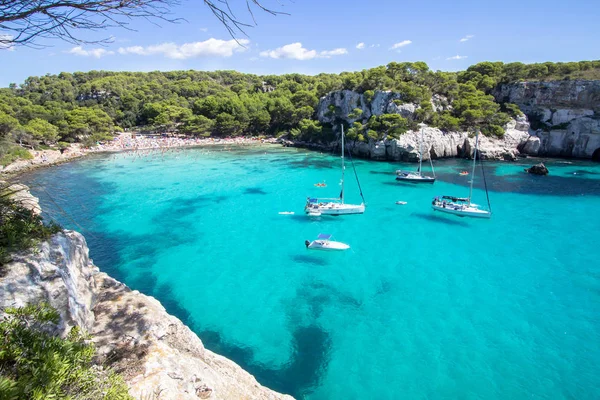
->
[0,188,293,400]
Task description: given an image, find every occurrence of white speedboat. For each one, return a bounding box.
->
[305,234,350,251]
[304,125,365,216]
[395,126,435,183]
[431,131,492,219]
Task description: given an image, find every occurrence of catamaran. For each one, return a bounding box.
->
[305,234,350,251]
[431,130,491,219]
[396,127,435,183]
[305,125,365,216]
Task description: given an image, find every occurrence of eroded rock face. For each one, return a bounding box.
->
[0,231,293,400]
[316,90,531,161]
[494,81,600,158]
[330,123,530,162]
[0,231,96,336]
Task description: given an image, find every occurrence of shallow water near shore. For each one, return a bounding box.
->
[22,146,600,399]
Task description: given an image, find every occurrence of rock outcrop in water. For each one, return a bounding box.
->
[525,163,549,175]
[0,228,293,400]
[313,90,531,161]
[494,80,600,159]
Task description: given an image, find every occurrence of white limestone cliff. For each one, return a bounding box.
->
[0,229,293,400]
[494,80,600,159]
[314,90,530,161]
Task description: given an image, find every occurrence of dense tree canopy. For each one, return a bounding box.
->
[1,59,599,162]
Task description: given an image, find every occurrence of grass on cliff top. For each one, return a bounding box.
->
[0,183,61,267]
[0,303,133,400]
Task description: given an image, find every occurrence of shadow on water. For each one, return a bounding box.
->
[411,212,470,227]
[291,254,330,266]
[198,325,331,399]
[368,170,394,176]
[244,187,268,195]
[434,169,600,197]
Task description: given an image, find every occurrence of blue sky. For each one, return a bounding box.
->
[1,0,599,86]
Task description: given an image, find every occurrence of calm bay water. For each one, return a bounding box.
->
[22,145,600,399]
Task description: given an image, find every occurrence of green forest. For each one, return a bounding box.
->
[1,59,599,165]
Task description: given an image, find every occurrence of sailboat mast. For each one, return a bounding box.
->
[341,125,345,204]
[468,130,479,206]
[418,127,424,176]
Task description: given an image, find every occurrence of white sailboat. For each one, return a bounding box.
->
[396,127,435,183]
[305,125,365,216]
[431,130,492,219]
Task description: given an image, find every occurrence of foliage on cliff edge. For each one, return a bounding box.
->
[0,185,61,266]
[0,303,132,400]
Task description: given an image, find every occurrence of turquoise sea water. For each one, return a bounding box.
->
[22,146,600,399]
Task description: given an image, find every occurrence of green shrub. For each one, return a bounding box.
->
[0,303,133,400]
[502,103,524,118]
[0,146,32,167]
[0,187,61,265]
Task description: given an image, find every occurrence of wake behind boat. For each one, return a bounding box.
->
[431,131,491,219]
[305,125,365,216]
[305,234,350,251]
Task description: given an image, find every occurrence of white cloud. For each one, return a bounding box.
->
[356,42,365,50]
[0,34,15,51]
[200,27,208,32]
[118,38,249,59]
[67,46,114,58]
[259,42,347,60]
[370,44,380,48]
[390,40,412,50]
[460,35,474,42]
[447,55,468,60]
[320,48,348,58]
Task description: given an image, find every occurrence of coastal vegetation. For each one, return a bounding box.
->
[0,184,61,265]
[0,303,132,399]
[1,60,599,163]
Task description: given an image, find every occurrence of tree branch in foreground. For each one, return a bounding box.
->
[0,0,289,48]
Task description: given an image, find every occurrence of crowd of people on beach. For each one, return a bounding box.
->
[90,134,276,153]
[1,133,279,174]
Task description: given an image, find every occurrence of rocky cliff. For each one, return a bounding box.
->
[314,89,531,161]
[493,80,600,160]
[0,229,293,400]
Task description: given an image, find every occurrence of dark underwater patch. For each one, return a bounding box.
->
[197,324,331,399]
[244,187,268,195]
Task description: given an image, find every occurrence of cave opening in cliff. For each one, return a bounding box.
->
[592,148,600,162]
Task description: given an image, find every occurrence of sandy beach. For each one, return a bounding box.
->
[1,133,279,175]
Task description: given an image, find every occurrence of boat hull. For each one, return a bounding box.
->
[396,176,435,183]
[308,240,350,251]
[432,204,491,219]
[305,203,365,216]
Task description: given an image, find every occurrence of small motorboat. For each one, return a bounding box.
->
[395,201,407,205]
[459,171,469,176]
[305,234,349,251]
[278,211,295,215]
